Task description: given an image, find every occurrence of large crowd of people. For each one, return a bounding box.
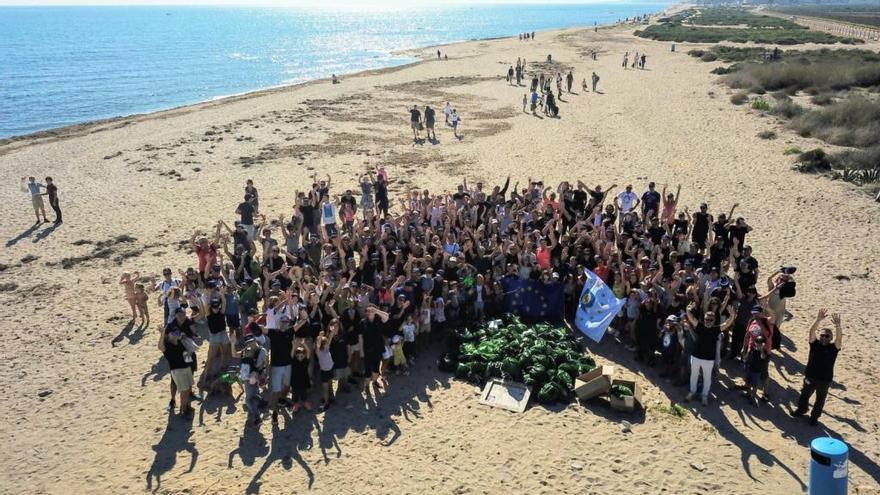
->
[144,169,843,428]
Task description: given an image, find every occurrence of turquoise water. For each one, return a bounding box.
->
[0,3,668,138]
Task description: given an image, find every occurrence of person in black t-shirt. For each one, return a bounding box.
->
[43,176,62,224]
[158,320,194,418]
[685,302,734,405]
[792,309,843,425]
[408,105,422,141]
[358,305,390,388]
[236,194,256,240]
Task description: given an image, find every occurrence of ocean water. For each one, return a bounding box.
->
[0,3,668,138]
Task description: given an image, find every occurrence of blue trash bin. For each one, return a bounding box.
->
[809,437,848,495]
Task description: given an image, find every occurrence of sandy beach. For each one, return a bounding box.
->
[1,16,879,495]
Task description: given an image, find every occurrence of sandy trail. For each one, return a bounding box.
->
[0,22,878,495]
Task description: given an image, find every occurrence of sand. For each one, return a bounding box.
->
[1,18,879,495]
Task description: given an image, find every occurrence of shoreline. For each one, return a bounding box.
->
[0,6,672,152]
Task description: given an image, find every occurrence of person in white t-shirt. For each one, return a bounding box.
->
[444,102,452,124]
[615,184,640,213]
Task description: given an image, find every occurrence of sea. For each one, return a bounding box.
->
[0,3,669,138]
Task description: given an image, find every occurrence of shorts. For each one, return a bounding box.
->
[170,367,194,391]
[241,224,255,240]
[271,365,292,392]
[364,351,381,375]
[411,121,419,130]
[426,121,435,129]
[334,367,351,381]
[31,196,44,209]
[208,331,230,346]
[320,369,334,383]
[746,371,767,387]
[225,313,241,330]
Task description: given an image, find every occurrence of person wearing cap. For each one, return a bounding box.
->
[615,184,640,214]
[158,322,195,419]
[792,309,843,425]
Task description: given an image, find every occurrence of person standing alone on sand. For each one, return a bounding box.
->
[591,72,600,92]
[622,52,629,69]
[21,176,49,224]
[451,110,461,139]
[792,309,843,426]
[444,102,452,125]
[566,70,574,93]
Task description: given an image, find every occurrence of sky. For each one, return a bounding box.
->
[0,0,633,5]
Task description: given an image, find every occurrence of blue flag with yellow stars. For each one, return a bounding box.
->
[499,277,564,322]
[575,269,625,343]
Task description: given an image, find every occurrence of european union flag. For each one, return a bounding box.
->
[575,269,625,343]
[499,277,564,322]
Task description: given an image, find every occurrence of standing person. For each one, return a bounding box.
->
[591,72,600,92]
[21,176,49,224]
[444,101,452,124]
[507,65,514,85]
[641,181,661,218]
[266,305,300,424]
[451,110,461,140]
[792,309,843,426]
[290,343,312,412]
[530,90,539,115]
[566,70,574,93]
[316,331,335,411]
[437,49,441,60]
[685,303,734,405]
[44,177,62,224]
[640,53,647,69]
[408,105,422,142]
[744,336,770,405]
[622,52,629,69]
[522,94,528,113]
[359,305,390,389]
[424,105,436,142]
[155,268,181,325]
[692,203,712,251]
[236,194,257,241]
[158,323,194,419]
[244,179,259,214]
[633,51,639,69]
[614,184,640,214]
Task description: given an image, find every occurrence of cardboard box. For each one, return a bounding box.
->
[478,378,532,413]
[609,378,642,412]
[574,365,614,401]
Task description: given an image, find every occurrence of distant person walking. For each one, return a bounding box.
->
[44,176,62,224]
[21,176,49,224]
[640,54,647,69]
[450,109,461,139]
[622,52,629,69]
[444,102,452,124]
[591,72,600,92]
[437,49,441,60]
[507,65,514,85]
[566,70,574,93]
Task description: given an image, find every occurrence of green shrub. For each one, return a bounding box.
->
[701,52,718,62]
[752,98,771,111]
[757,130,777,140]
[791,98,880,148]
[783,147,802,155]
[771,99,805,119]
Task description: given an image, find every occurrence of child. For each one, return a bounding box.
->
[165,288,183,325]
[522,94,527,113]
[402,316,417,366]
[134,283,150,326]
[744,336,770,405]
[381,338,394,377]
[120,271,140,320]
[290,344,312,412]
[419,294,432,350]
[658,315,680,378]
[391,335,408,375]
[316,331,335,411]
[236,337,267,427]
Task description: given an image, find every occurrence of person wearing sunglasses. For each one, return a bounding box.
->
[792,309,843,426]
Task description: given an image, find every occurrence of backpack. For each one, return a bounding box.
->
[778,280,796,299]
